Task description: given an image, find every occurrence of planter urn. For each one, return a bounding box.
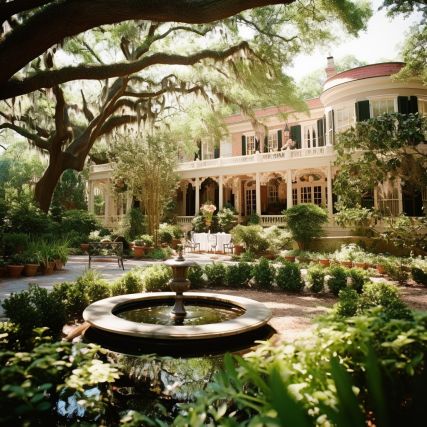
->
[24,264,39,277]
[7,264,24,278]
[234,245,245,256]
[54,259,64,270]
[319,259,330,267]
[133,245,145,258]
[284,255,296,263]
[340,260,353,268]
[354,262,368,270]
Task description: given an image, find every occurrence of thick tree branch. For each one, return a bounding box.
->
[0,0,53,25]
[0,122,49,149]
[0,0,287,84]
[98,114,136,136]
[0,41,251,99]
[81,90,95,121]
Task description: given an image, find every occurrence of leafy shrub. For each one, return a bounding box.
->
[158,228,173,244]
[52,281,87,320]
[134,234,154,247]
[347,268,368,293]
[2,284,66,340]
[63,230,87,247]
[335,288,359,317]
[2,232,29,255]
[276,262,304,292]
[111,269,144,296]
[263,226,292,254]
[306,265,325,293]
[188,265,205,288]
[145,247,172,260]
[217,208,236,232]
[125,207,146,240]
[142,265,171,292]
[239,250,256,262]
[61,210,99,237]
[357,281,412,319]
[225,262,252,288]
[230,225,269,254]
[204,262,226,287]
[252,257,275,289]
[412,266,427,286]
[385,261,409,285]
[247,212,260,225]
[282,203,328,249]
[191,214,206,232]
[327,265,348,296]
[76,269,111,303]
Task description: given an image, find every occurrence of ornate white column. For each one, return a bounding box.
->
[218,175,224,210]
[256,172,261,216]
[88,181,95,214]
[327,164,333,216]
[104,184,110,226]
[286,170,293,209]
[182,184,187,216]
[195,178,200,215]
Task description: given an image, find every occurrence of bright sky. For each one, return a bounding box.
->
[288,0,422,82]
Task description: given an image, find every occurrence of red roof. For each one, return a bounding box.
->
[224,97,322,124]
[324,62,405,90]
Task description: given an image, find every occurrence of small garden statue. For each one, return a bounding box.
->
[200,202,216,231]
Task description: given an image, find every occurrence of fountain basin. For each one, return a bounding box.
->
[83,292,272,341]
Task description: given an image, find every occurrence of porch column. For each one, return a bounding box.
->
[126,192,132,213]
[104,184,111,226]
[88,181,95,214]
[218,175,224,210]
[327,164,333,216]
[256,172,261,215]
[286,170,293,209]
[397,178,403,214]
[195,178,200,215]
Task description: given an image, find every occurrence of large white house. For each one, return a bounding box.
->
[87,59,427,232]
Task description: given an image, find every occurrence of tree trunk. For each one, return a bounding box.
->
[34,159,66,213]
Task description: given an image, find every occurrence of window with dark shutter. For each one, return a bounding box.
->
[277,130,282,150]
[214,146,220,158]
[241,135,246,155]
[290,125,301,149]
[355,100,370,122]
[264,136,268,152]
[195,140,201,160]
[398,96,418,115]
[255,138,260,152]
[317,117,325,146]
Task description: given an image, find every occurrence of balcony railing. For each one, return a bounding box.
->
[260,215,286,226]
[176,146,334,171]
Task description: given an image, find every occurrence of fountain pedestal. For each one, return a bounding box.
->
[164,246,196,323]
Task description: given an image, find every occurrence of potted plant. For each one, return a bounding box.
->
[375,255,389,275]
[200,201,216,231]
[37,242,55,275]
[0,259,7,277]
[7,254,25,278]
[134,234,154,258]
[51,242,69,270]
[317,253,331,267]
[22,251,40,277]
[282,249,296,263]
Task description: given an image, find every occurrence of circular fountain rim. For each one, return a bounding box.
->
[83,292,272,340]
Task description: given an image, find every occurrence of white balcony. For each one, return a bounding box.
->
[177,146,335,177]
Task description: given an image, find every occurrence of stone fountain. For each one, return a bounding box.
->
[83,247,272,356]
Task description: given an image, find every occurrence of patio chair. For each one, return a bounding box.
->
[183,232,200,253]
[208,233,217,253]
[223,240,235,254]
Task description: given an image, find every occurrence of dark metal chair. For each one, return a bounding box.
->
[88,241,124,270]
[223,240,235,254]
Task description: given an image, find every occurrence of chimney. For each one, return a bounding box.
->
[325,56,337,79]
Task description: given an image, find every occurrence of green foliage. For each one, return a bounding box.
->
[263,226,293,254]
[2,285,66,342]
[125,208,147,240]
[145,247,173,260]
[347,268,368,293]
[187,265,206,289]
[175,308,427,426]
[76,269,111,303]
[51,169,87,211]
[0,340,120,425]
[327,265,349,296]
[2,232,29,255]
[61,209,100,237]
[239,249,257,262]
[412,266,427,286]
[142,265,172,292]
[158,227,173,244]
[334,113,427,207]
[217,208,236,232]
[111,269,144,295]
[357,281,412,320]
[247,212,261,225]
[306,264,325,293]
[253,257,275,289]
[335,288,359,317]
[334,205,379,236]
[384,260,410,285]
[276,261,304,292]
[283,203,328,249]
[204,263,227,287]
[225,262,252,288]
[230,225,269,254]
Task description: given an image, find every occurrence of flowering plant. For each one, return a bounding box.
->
[200,202,216,227]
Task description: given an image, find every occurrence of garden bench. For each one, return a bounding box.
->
[88,242,124,270]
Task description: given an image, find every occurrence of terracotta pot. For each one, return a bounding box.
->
[133,245,145,258]
[377,264,386,275]
[171,239,181,250]
[80,243,89,253]
[340,261,353,268]
[7,264,24,278]
[354,262,368,270]
[0,266,6,278]
[24,264,39,277]
[41,262,55,275]
[318,259,330,267]
[284,255,296,263]
[234,245,245,255]
[262,251,276,260]
[54,259,64,270]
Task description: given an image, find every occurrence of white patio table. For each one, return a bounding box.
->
[192,232,231,252]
